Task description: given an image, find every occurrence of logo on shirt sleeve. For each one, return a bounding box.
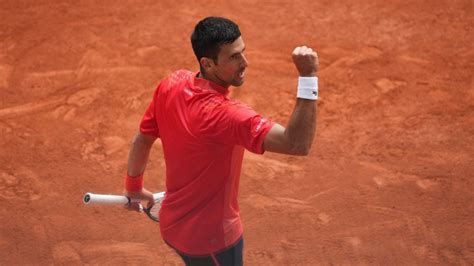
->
[255,118,267,133]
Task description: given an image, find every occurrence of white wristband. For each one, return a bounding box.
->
[297,76,318,100]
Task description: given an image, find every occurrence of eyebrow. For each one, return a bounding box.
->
[230,46,246,58]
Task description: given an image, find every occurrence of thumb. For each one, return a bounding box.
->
[141,188,155,208]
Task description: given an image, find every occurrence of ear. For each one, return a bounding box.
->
[200,57,214,72]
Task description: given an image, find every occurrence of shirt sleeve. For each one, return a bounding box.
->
[212,102,275,154]
[139,86,160,138]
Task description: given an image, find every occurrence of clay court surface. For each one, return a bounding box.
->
[0,0,473,265]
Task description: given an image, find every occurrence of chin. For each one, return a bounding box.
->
[231,79,245,87]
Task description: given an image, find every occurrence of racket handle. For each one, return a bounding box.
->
[83,192,165,205]
[83,193,129,205]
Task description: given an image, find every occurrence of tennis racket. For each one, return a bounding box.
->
[83,192,165,222]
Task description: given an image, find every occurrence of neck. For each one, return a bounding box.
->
[199,70,230,89]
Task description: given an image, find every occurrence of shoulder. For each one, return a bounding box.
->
[158,69,194,86]
[156,70,194,95]
[197,99,258,129]
[168,69,194,85]
[223,99,257,118]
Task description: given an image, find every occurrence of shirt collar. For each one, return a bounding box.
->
[193,72,230,96]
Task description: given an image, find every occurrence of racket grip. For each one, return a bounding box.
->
[83,192,165,205]
[83,193,129,205]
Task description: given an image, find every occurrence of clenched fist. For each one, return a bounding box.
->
[292,46,319,77]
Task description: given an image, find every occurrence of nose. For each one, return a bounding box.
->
[241,53,249,68]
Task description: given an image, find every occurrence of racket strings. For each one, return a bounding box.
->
[142,198,163,222]
[148,201,162,219]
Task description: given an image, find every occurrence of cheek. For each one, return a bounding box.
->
[228,62,242,74]
[215,60,240,78]
[219,64,238,77]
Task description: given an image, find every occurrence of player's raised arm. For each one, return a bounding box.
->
[263,46,319,156]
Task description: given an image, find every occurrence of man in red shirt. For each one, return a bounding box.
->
[124,17,319,265]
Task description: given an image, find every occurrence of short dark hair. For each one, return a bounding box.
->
[191,17,241,66]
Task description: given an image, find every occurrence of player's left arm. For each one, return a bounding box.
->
[127,131,157,177]
[123,131,158,211]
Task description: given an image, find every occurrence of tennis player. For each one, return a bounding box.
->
[123,16,318,266]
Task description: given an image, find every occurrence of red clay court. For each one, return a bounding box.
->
[0,1,472,265]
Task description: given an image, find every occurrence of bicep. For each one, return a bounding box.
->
[263,123,310,156]
[263,123,292,154]
[134,131,158,148]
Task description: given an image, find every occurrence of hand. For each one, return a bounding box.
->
[123,188,155,212]
[292,46,319,77]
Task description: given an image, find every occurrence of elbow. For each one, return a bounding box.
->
[289,143,312,156]
[300,147,311,156]
[131,133,143,146]
[296,147,311,156]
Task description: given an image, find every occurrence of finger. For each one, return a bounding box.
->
[140,188,155,209]
[147,199,155,209]
[292,47,301,55]
[146,200,155,209]
[124,202,142,212]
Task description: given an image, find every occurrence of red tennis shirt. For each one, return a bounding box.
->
[139,70,274,255]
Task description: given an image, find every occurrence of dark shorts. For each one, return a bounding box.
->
[177,237,244,266]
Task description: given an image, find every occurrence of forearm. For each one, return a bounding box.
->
[262,45,319,156]
[263,96,317,156]
[127,132,156,177]
[284,98,317,155]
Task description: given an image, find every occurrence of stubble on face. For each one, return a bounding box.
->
[214,37,248,88]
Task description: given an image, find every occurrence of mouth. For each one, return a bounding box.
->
[238,69,245,79]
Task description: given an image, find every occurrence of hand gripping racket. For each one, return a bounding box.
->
[83,192,165,222]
